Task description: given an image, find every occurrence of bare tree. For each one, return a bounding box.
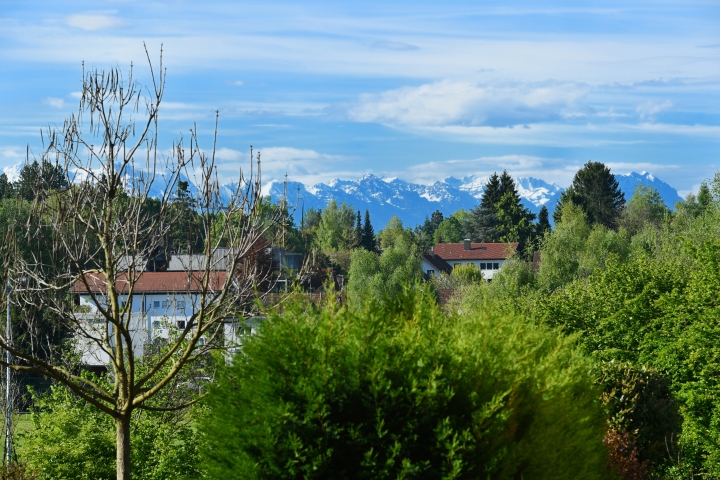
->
[0,46,286,479]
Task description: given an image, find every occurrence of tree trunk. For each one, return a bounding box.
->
[116,415,131,480]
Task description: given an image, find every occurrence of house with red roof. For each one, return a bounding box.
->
[422,239,519,280]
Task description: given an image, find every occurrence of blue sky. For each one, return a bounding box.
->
[1,1,718,195]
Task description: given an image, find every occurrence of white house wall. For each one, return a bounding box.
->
[421,259,507,280]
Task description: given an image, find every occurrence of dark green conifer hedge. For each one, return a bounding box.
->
[202,289,610,479]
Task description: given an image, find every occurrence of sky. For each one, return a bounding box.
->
[1,0,719,196]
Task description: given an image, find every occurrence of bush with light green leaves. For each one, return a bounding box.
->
[20,379,204,480]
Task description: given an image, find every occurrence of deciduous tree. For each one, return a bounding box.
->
[0,49,285,480]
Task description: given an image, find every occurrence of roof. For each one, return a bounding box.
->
[422,254,453,274]
[432,242,519,261]
[71,271,228,294]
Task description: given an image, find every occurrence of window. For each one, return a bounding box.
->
[177,320,186,330]
[426,269,435,276]
[152,320,161,329]
[153,301,160,308]
[162,300,168,308]
[480,263,486,270]
[493,263,499,270]
[175,300,186,310]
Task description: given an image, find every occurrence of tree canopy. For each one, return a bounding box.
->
[560,161,625,229]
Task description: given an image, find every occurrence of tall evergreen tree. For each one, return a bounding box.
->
[169,180,203,254]
[493,177,536,252]
[354,211,363,249]
[362,210,375,252]
[466,172,502,242]
[553,186,578,225]
[0,173,10,200]
[498,170,516,199]
[569,161,625,229]
[697,182,712,210]
[15,159,69,201]
[416,210,444,251]
[536,205,551,239]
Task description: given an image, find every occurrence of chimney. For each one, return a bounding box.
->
[464,239,471,251]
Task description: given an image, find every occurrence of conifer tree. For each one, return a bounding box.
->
[354,210,363,249]
[536,205,551,239]
[415,210,444,251]
[466,172,501,242]
[553,186,578,225]
[361,209,375,252]
[0,173,10,200]
[493,178,536,252]
[697,182,712,210]
[568,161,625,229]
[15,159,69,201]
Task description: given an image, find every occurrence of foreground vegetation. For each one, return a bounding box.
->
[202,288,608,480]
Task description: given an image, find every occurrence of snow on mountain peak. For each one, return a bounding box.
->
[218,171,683,229]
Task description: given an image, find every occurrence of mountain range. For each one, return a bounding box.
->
[258,171,683,229]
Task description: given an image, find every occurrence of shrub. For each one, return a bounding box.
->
[20,382,203,480]
[202,288,610,479]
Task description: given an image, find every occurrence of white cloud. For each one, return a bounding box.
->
[43,97,66,108]
[636,100,673,121]
[402,155,578,187]
[347,80,590,127]
[65,12,123,31]
[214,147,244,162]
[399,155,683,188]
[70,91,82,99]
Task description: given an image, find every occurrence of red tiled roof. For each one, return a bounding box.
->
[422,254,453,274]
[71,271,228,294]
[432,242,518,261]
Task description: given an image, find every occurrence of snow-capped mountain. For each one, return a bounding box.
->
[615,172,683,208]
[255,171,682,229]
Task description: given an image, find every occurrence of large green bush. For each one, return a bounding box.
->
[202,289,609,479]
[533,239,720,477]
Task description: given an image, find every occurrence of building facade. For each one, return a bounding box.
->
[422,240,519,280]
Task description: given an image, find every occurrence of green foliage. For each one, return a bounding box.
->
[14,160,69,201]
[466,172,501,242]
[347,235,422,307]
[0,463,38,480]
[315,200,356,252]
[361,210,376,252]
[202,289,609,480]
[415,210,444,251]
[566,161,625,229]
[532,235,720,477]
[697,181,712,209]
[619,185,669,235]
[169,180,204,254]
[466,171,535,251]
[379,215,414,250]
[451,263,483,283]
[536,205,551,239]
[0,173,10,201]
[494,190,535,251]
[21,383,204,480]
[537,202,630,293]
[433,216,464,244]
[594,361,681,470]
